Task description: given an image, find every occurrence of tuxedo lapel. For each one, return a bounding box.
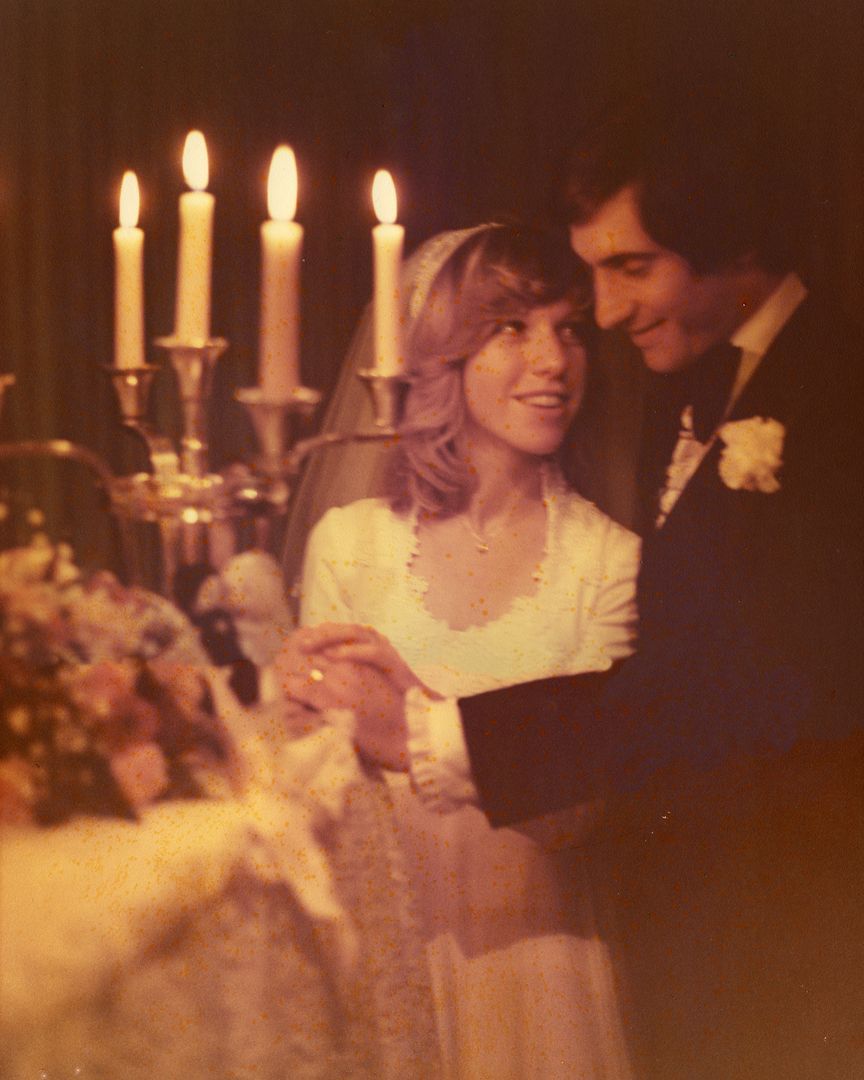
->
[641,296,816,542]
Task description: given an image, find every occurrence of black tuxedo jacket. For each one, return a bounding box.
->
[460,294,864,1078]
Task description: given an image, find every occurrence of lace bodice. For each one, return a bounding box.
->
[300,476,640,698]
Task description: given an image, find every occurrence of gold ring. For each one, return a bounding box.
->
[309,667,325,683]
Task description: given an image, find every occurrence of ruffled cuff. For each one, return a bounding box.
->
[405,686,478,812]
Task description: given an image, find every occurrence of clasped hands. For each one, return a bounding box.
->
[275,623,430,771]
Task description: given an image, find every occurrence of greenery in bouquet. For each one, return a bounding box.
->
[0,536,233,826]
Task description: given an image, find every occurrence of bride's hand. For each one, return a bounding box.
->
[274,625,418,771]
[286,622,435,696]
[311,625,426,696]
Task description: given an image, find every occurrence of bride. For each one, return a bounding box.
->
[286,223,639,1078]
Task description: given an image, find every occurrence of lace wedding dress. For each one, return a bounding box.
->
[300,471,640,1079]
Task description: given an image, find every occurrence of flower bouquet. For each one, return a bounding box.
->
[0,535,232,826]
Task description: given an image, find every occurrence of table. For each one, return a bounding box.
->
[1,725,441,1079]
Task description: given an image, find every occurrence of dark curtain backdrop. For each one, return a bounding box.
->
[0,0,861,569]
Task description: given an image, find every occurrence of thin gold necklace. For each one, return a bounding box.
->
[462,481,535,552]
[461,515,493,553]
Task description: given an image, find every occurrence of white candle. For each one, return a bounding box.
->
[371,169,404,375]
[259,145,303,397]
[174,131,214,341]
[113,171,145,369]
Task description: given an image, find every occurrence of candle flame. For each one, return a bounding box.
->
[372,169,398,225]
[267,145,298,222]
[119,171,140,228]
[182,130,209,191]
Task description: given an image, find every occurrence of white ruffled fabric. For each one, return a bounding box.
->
[1,676,440,1079]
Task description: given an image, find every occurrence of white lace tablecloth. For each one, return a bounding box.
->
[0,719,440,1079]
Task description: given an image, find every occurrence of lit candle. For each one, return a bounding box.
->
[174,131,214,341]
[259,145,303,397]
[371,169,404,375]
[113,171,145,369]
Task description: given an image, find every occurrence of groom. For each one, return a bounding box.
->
[289,91,864,1077]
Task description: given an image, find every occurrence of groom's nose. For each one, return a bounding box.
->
[593,270,631,330]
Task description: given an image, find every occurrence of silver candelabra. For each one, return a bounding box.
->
[0,343,408,596]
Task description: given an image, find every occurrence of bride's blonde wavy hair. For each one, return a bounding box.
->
[386,224,595,516]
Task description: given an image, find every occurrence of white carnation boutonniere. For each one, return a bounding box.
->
[717,416,785,493]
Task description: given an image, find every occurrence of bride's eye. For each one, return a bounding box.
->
[557,321,588,344]
[495,318,526,336]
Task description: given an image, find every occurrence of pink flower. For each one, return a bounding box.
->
[64,660,138,714]
[148,659,206,715]
[109,742,169,810]
[62,661,160,746]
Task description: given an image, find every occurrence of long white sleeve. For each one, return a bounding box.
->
[578,521,640,670]
[298,508,357,627]
[405,686,479,811]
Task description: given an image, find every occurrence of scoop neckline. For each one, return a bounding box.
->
[403,464,563,634]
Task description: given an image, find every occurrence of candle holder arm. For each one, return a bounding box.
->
[121,421,181,479]
[0,439,139,577]
[287,427,397,475]
[0,439,116,490]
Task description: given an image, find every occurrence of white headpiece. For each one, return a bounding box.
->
[407,223,502,320]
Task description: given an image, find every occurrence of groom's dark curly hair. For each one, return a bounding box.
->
[563,82,805,276]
